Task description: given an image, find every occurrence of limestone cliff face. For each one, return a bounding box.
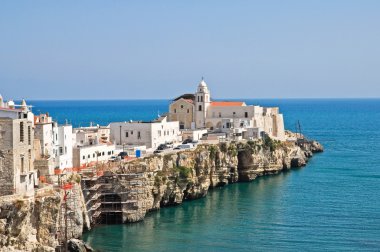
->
[0,189,60,252]
[105,139,323,224]
[0,182,89,252]
[0,139,323,251]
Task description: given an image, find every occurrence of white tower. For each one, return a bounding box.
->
[0,94,3,108]
[194,78,211,128]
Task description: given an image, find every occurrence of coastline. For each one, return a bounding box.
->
[0,137,323,252]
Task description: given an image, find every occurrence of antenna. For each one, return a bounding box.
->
[295,120,303,139]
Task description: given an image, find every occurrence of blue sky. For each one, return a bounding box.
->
[0,1,379,100]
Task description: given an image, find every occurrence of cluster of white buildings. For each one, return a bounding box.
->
[0,80,286,197]
[168,79,286,141]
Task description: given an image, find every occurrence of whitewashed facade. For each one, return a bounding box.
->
[110,116,181,149]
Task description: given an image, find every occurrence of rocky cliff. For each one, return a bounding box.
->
[0,188,60,252]
[0,138,323,251]
[101,138,323,223]
[0,182,90,252]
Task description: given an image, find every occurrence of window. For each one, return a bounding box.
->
[93,154,95,158]
[59,147,63,155]
[83,155,85,160]
[65,146,67,154]
[158,130,161,136]
[125,132,129,137]
[102,152,105,156]
[198,105,202,111]
[28,126,31,145]
[187,109,189,113]
[21,156,24,173]
[174,109,176,113]
[180,123,184,130]
[245,112,248,118]
[197,96,200,102]
[201,96,203,102]
[112,151,114,154]
[131,131,133,135]
[108,151,111,155]
[180,105,184,109]
[88,154,90,158]
[20,122,24,142]
[218,112,222,118]
[138,131,141,139]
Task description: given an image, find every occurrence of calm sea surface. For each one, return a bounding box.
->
[31,99,380,251]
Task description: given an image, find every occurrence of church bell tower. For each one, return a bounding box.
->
[194,78,211,128]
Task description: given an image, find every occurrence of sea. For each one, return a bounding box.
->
[31,99,380,251]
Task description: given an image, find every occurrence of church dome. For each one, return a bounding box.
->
[7,100,15,108]
[198,79,207,88]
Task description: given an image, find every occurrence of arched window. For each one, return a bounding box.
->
[198,105,202,111]
[201,96,203,102]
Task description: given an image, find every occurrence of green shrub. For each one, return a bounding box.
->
[227,144,237,157]
[219,142,228,153]
[263,135,281,152]
[209,145,218,160]
[175,166,192,178]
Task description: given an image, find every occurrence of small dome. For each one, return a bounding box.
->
[198,79,207,88]
[7,100,15,108]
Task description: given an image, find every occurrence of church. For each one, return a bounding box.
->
[168,79,286,141]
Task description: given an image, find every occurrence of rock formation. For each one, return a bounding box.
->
[0,138,323,251]
[95,139,323,224]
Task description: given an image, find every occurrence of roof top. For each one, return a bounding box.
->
[210,101,246,107]
[173,93,195,101]
[0,107,22,112]
[198,79,207,88]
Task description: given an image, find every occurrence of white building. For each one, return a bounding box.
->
[72,144,116,167]
[109,116,181,149]
[72,125,115,167]
[168,79,286,141]
[34,113,73,174]
[54,124,73,170]
[181,129,208,142]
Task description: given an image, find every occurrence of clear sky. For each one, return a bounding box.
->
[1,1,379,100]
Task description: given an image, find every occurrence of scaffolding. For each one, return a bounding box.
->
[56,182,80,252]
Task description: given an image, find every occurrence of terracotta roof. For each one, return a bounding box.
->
[210,101,245,107]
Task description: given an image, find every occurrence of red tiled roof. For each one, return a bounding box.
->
[210,101,245,107]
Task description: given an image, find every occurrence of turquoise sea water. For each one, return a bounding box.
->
[32,99,380,251]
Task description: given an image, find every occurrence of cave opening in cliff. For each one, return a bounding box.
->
[100,212,123,224]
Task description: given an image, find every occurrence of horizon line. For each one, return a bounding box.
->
[21,97,380,101]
